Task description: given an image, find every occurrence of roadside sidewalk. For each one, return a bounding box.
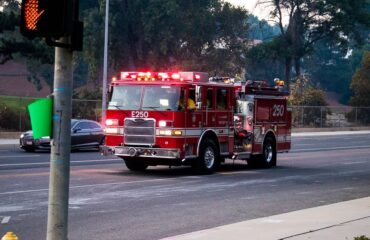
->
[0,139,18,145]
[292,130,370,137]
[161,197,370,240]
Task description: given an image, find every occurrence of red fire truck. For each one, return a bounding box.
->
[101,71,291,173]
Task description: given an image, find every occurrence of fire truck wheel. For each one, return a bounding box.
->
[124,159,148,171]
[194,139,220,174]
[261,137,277,168]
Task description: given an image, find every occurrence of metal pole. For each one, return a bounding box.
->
[101,0,109,122]
[46,37,73,240]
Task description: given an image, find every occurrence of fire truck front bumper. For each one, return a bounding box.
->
[100,145,181,159]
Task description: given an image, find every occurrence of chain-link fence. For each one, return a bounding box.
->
[1,96,370,131]
[291,106,370,128]
[0,96,102,132]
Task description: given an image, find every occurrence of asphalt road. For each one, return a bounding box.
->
[0,133,370,240]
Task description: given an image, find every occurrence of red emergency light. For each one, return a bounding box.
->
[118,71,209,82]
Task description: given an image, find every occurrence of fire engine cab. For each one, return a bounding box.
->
[101,71,291,173]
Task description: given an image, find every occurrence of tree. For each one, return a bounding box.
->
[247,15,280,41]
[86,0,249,81]
[1,0,249,92]
[303,40,355,103]
[350,51,370,103]
[0,0,55,90]
[244,38,285,82]
[350,51,370,107]
[290,75,328,126]
[258,0,370,88]
[347,51,370,123]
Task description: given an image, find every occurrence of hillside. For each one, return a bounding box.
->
[0,61,51,97]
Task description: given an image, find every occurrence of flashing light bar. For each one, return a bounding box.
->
[117,71,209,83]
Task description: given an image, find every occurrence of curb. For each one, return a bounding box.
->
[161,197,370,240]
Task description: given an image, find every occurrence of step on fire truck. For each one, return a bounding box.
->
[100,71,291,173]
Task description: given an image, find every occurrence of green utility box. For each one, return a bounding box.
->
[28,98,53,139]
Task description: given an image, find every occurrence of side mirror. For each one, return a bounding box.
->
[195,86,202,110]
[73,128,81,133]
[196,102,202,109]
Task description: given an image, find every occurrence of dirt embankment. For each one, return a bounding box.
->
[0,61,51,97]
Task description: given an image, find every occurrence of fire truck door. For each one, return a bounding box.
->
[215,88,229,129]
[186,87,203,156]
[215,88,231,153]
[186,88,202,129]
[204,87,215,128]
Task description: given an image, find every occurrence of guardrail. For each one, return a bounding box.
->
[0,96,369,131]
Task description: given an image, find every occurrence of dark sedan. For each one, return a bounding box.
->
[20,119,105,152]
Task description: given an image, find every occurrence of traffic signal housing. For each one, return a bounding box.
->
[20,0,73,38]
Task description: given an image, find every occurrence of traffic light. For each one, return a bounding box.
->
[20,0,73,38]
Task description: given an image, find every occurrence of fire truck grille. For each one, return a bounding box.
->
[124,118,155,145]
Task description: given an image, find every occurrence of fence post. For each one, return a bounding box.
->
[320,107,323,128]
[301,106,304,127]
[19,97,22,132]
[355,107,358,125]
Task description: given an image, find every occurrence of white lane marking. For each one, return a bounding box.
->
[0,169,368,197]
[291,145,370,152]
[342,161,367,165]
[240,196,259,200]
[296,192,312,195]
[1,216,11,224]
[0,177,176,195]
[0,155,40,158]
[0,158,121,167]
[293,143,316,146]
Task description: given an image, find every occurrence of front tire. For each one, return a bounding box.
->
[124,159,148,171]
[193,139,219,174]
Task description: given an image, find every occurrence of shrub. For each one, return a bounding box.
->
[354,236,370,240]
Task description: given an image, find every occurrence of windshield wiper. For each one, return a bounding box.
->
[142,106,160,110]
[142,106,169,116]
[109,105,123,110]
[108,105,129,116]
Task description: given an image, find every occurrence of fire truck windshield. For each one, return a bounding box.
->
[142,86,181,111]
[109,85,142,110]
[108,85,183,111]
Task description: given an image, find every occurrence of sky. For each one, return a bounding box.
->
[225,0,290,25]
[225,0,272,20]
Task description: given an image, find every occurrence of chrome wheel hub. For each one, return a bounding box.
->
[204,147,215,169]
[265,145,273,163]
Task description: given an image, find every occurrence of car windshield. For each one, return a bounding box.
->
[71,119,78,127]
[108,85,182,111]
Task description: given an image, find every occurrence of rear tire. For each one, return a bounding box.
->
[262,137,276,168]
[193,139,219,174]
[247,136,276,168]
[124,159,148,171]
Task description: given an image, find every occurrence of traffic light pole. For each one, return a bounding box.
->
[46,36,73,240]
